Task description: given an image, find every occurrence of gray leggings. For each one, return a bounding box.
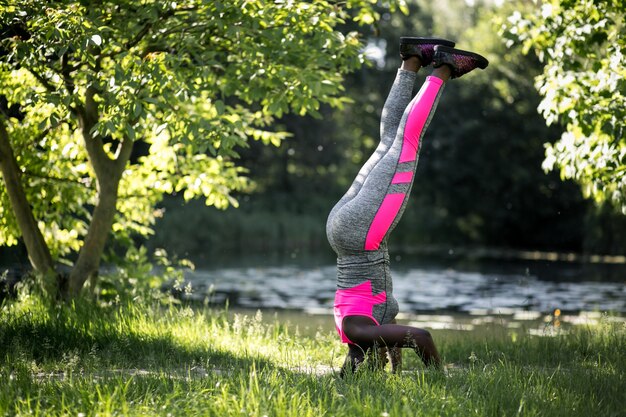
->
[327,69,445,327]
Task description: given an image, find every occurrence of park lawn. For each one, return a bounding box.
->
[0,296,624,417]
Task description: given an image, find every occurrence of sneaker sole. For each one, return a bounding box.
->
[400,37,456,47]
[435,45,489,69]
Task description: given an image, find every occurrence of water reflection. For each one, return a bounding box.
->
[181,263,626,315]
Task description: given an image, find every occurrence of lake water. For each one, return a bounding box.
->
[179,256,626,316]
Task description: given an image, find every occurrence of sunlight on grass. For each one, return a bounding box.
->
[1,296,624,416]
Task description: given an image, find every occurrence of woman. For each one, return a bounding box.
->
[326,37,488,375]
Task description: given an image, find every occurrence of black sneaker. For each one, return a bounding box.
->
[432,45,489,78]
[400,37,456,66]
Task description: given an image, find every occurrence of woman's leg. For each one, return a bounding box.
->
[341,316,441,375]
[342,322,404,376]
[326,60,420,249]
[328,65,449,253]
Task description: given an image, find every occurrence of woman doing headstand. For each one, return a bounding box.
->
[326,37,488,375]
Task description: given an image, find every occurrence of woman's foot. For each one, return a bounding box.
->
[340,345,392,377]
[432,45,489,78]
[400,37,456,66]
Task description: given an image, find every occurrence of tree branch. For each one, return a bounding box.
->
[39,114,72,139]
[26,67,58,94]
[126,7,199,50]
[22,171,93,187]
[125,21,153,50]
[60,52,76,95]
[22,171,162,202]
[81,84,110,170]
[113,134,135,173]
[0,115,56,277]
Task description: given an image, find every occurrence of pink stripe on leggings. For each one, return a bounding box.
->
[399,76,443,163]
[364,193,405,250]
[391,171,413,184]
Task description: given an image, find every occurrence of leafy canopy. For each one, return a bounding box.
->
[502,0,626,212]
[0,0,407,260]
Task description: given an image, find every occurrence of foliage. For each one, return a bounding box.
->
[92,246,193,304]
[149,197,331,266]
[502,0,626,212]
[0,0,407,292]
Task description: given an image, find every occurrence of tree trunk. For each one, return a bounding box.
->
[67,94,134,296]
[0,117,58,295]
[67,178,120,296]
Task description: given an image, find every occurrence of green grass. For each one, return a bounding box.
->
[1,295,624,417]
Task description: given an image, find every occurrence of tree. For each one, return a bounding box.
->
[502,0,626,212]
[0,0,407,298]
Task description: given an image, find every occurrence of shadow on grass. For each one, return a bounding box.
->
[0,302,277,374]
